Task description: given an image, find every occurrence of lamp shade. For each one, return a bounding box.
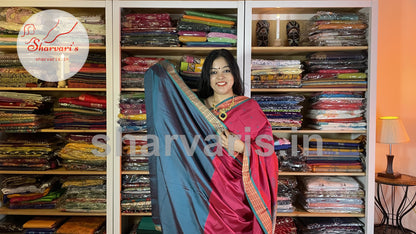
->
[377,116,410,144]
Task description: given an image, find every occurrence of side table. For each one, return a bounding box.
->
[374,174,416,233]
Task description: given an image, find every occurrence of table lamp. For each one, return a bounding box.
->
[376,116,410,179]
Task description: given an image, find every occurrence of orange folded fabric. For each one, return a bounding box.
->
[183,14,235,26]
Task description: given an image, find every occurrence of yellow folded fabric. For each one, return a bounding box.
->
[179,36,207,42]
[23,217,66,229]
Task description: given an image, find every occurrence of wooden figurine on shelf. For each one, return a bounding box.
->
[286,20,300,46]
[256,20,270,46]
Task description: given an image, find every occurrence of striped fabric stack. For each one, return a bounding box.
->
[121,174,152,213]
[251,59,303,88]
[0,92,53,132]
[121,13,179,47]
[177,11,237,47]
[118,92,146,133]
[253,95,305,129]
[121,57,163,88]
[0,53,38,87]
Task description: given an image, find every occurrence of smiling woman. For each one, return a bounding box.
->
[145,49,278,234]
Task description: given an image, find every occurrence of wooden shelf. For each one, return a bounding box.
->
[276,210,365,218]
[272,129,367,134]
[252,46,368,55]
[121,46,237,55]
[121,171,149,175]
[122,88,145,92]
[279,171,365,176]
[0,207,105,216]
[121,212,151,216]
[0,87,106,92]
[0,168,106,175]
[0,45,105,52]
[251,88,367,93]
[39,129,106,133]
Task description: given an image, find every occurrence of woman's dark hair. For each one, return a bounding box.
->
[197,49,244,99]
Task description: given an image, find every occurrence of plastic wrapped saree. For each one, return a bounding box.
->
[145,60,278,233]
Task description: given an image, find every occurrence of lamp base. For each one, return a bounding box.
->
[377,171,401,179]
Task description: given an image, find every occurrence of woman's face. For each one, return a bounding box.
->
[209,56,234,97]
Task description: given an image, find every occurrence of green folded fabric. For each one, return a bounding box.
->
[185,10,236,22]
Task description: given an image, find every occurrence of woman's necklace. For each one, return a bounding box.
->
[212,96,235,121]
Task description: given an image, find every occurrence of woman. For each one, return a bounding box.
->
[144,49,278,234]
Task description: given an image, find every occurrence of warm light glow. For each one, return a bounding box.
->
[377,117,410,144]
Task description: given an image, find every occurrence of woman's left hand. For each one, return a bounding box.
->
[220,129,245,154]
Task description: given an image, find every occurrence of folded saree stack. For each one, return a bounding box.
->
[58,134,106,171]
[306,11,368,46]
[251,59,303,88]
[253,94,304,129]
[118,92,146,133]
[178,10,237,47]
[121,57,164,88]
[0,7,41,45]
[1,175,62,209]
[307,91,366,130]
[22,216,66,234]
[299,176,365,213]
[121,13,179,47]
[302,51,368,88]
[56,216,105,234]
[77,13,106,46]
[277,176,299,213]
[0,53,39,87]
[0,216,30,233]
[0,91,53,132]
[54,93,106,129]
[121,174,151,213]
[122,134,148,171]
[303,136,365,172]
[274,217,297,234]
[0,133,61,170]
[67,53,106,88]
[58,176,106,212]
[296,217,364,233]
[275,137,306,172]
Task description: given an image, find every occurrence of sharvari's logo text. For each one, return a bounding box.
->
[17,10,89,82]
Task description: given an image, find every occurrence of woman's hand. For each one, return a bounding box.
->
[220,129,245,154]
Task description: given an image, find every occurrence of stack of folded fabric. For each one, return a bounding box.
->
[0,53,39,87]
[274,217,297,234]
[307,91,366,130]
[56,217,105,234]
[122,134,149,171]
[253,95,305,129]
[58,134,106,171]
[0,92,53,132]
[77,14,106,46]
[121,174,152,213]
[118,92,146,133]
[54,93,106,129]
[23,217,66,234]
[58,176,106,212]
[299,176,365,213]
[179,55,204,89]
[1,175,62,209]
[0,216,30,233]
[303,136,365,172]
[177,10,237,47]
[297,217,364,233]
[277,176,299,213]
[0,133,61,170]
[121,13,179,47]
[67,53,106,88]
[251,59,303,88]
[0,7,41,45]
[306,11,368,46]
[302,51,367,88]
[275,137,306,172]
[121,57,163,88]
